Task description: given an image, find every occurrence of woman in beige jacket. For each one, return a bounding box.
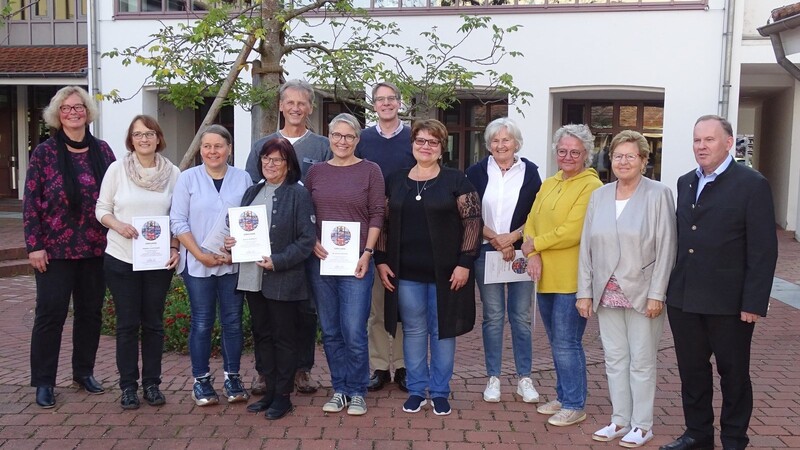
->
[576,130,677,448]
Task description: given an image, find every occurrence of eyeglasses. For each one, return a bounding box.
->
[132,131,157,140]
[556,149,584,159]
[414,138,441,147]
[612,153,641,163]
[201,144,228,151]
[374,96,399,104]
[260,156,286,166]
[59,104,86,114]
[330,132,357,143]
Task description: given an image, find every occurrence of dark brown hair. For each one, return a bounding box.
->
[125,115,166,153]
[259,137,302,185]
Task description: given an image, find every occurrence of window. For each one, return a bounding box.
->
[321,99,366,137]
[439,99,508,171]
[115,0,253,12]
[563,99,664,182]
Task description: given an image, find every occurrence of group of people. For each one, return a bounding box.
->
[24,83,777,450]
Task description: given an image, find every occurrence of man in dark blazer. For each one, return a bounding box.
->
[660,115,778,450]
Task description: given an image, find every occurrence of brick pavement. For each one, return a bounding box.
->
[0,225,798,449]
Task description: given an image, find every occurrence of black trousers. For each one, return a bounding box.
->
[247,291,301,395]
[104,255,173,390]
[30,257,105,387]
[667,305,755,450]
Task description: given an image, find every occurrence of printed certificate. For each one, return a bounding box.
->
[483,250,531,284]
[201,206,232,256]
[228,205,271,263]
[320,221,361,276]
[132,216,171,271]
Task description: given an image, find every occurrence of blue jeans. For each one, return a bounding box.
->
[475,244,534,377]
[308,258,373,397]
[398,280,456,399]
[182,271,244,378]
[537,292,587,410]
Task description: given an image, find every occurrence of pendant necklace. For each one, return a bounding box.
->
[415,179,430,201]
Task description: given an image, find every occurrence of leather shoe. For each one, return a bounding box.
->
[247,393,274,413]
[294,370,319,394]
[394,368,408,392]
[73,375,105,395]
[36,386,55,408]
[659,435,714,450]
[265,395,293,420]
[367,369,390,391]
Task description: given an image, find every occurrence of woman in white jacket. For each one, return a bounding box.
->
[576,130,677,448]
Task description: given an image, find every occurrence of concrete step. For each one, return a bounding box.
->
[0,258,33,277]
[0,247,27,261]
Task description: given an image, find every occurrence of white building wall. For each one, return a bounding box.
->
[92,3,727,195]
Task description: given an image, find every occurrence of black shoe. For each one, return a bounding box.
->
[266,395,293,420]
[35,386,55,409]
[143,384,166,406]
[73,375,105,394]
[367,369,391,392]
[394,368,408,392]
[120,388,140,410]
[659,435,715,450]
[247,393,274,413]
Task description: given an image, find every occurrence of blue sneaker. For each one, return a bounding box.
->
[192,375,219,406]
[432,397,451,416]
[402,395,427,413]
[223,373,249,403]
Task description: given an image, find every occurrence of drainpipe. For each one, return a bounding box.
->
[718,0,735,118]
[758,14,800,82]
[87,0,102,137]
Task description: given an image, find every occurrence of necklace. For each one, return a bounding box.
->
[415,179,430,201]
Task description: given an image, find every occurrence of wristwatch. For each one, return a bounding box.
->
[363,247,375,256]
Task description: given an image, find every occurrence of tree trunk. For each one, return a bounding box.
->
[256,0,283,138]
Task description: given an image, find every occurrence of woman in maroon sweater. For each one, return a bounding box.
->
[305,113,385,417]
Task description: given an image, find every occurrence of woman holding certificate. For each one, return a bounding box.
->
[375,119,481,417]
[170,125,252,407]
[464,117,542,404]
[96,115,181,410]
[226,138,316,420]
[576,131,676,447]
[305,113,385,417]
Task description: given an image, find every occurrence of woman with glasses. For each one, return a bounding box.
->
[170,125,253,407]
[226,138,316,420]
[376,119,481,416]
[465,117,542,404]
[96,115,181,409]
[24,86,115,408]
[305,113,385,416]
[521,124,602,427]
[576,131,676,447]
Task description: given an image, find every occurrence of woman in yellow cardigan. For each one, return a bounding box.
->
[522,124,602,427]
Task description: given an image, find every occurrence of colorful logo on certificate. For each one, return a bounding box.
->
[330,225,352,247]
[511,257,527,274]
[140,220,162,241]
[238,210,259,232]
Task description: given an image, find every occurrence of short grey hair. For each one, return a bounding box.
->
[552,124,595,168]
[329,113,362,138]
[371,82,401,102]
[484,117,523,153]
[43,86,98,129]
[695,114,733,137]
[201,124,233,146]
[280,79,315,105]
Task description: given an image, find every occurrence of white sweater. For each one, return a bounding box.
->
[95,159,181,264]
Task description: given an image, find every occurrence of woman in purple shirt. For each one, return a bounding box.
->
[305,113,385,417]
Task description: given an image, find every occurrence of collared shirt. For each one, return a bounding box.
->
[695,154,733,202]
[482,156,525,242]
[376,121,404,139]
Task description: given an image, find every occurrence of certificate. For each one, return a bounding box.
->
[320,221,361,276]
[228,205,271,263]
[201,206,232,255]
[132,216,171,271]
[483,250,531,284]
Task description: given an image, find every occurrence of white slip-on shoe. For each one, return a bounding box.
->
[592,423,632,442]
[619,427,654,448]
[483,376,501,402]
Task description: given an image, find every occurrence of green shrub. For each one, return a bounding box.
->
[102,275,253,355]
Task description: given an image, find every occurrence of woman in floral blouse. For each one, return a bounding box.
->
[23,86,115,409]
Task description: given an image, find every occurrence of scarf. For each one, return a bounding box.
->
[55,126,109,213]
[124,151,173,192]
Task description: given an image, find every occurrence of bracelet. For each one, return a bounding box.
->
[517,229,524,239]
[170,246,179,251]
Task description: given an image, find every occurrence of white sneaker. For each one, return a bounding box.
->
[592,423,631,442]
[536,399,562,415]
[516,377,539,403]
[547,408,586,426]
[619,427,654,448]
[483,376,501,402]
